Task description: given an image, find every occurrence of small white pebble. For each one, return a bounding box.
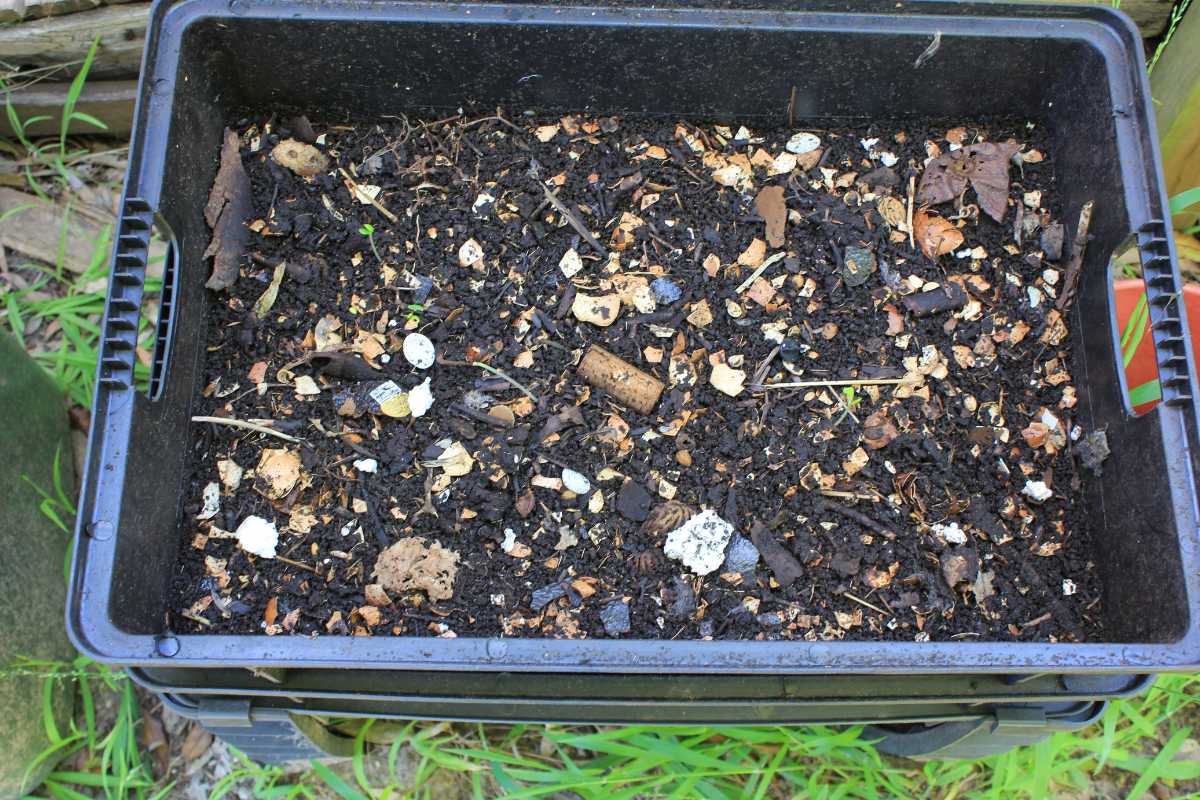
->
[879,152,899,167]
[859,137,880,152]
[353,458,378,474]
[1062,579,1077,596]
[1023,480,1053,502]
[501,528,517,554]
[1027,286,1043,308]
[380,353,391,364]
[491,593,505,606]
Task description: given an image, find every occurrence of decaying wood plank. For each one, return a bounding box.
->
[0,79,136,138]
[0,4,150,79]
[0,187,112,274]
[0,0,134,26]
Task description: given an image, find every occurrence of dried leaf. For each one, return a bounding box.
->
[374,537,460,600]
[180,724,214,761]
[862,411,898,450]
[913,210,964,259]
[917,142,1020,223]
[253,260,287,317]
[754,186,787,248]
[203,128,253,291]
[264,596,278,626]
[842,446,869,476]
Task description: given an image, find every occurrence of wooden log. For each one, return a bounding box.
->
[577,345,665,415]
[0,187,112,274]
[0,0,134,26]
[0,4,150,79]
[0,79,137,138]
[1151,4,1200,228]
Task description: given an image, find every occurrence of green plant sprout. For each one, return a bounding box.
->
[405,302,425,323]
[358,222,384,265]
[835,385,862,427]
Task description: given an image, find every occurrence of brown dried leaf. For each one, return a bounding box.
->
[864,567,893,589]
[180,724,214,761]
[203,128,253,291]
[913,210,964,259]
[264,596,278,626]
[862,411,899,450]
[374,537,460,601]
[884,304,905,336]
[917,142,1020,223]
[842,446,869,476]
[754,186,787,248]
[515,489,536,518]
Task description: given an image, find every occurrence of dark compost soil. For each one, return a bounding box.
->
[170,112,1105,643]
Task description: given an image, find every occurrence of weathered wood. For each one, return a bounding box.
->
[0,0,134,26]
[0,4,149,79]
[0,79,136,138]
[1013,0,1174,37]
[1151,4,1200,228]
[0,187,112,274]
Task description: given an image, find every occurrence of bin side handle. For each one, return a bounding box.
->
[1136,218,1195,411]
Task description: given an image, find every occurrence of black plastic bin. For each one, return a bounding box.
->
[69,0,1200,678]
[135,667,1151,762]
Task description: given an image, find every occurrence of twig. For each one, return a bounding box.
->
[1055,200,1094,312]
[844,592,889,616]
[274,555,320,574]
[906,175,916,251]
[540,184,608,257]
[816,497,895,537]
[472,361,539,403]
[192,416,303,443]
[338,167,398,223]
[735,252,786,294]
[818,490,881,502]
[754,377,917,390]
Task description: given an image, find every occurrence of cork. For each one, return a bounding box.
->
[577,345,665,415]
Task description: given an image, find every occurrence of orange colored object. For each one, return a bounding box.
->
[1112,279,1200,414]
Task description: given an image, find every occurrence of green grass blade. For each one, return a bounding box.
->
[1126,727,1192,799]
[60,37,101,156]
[1169,187,1200,216]
[310,761,369,800]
